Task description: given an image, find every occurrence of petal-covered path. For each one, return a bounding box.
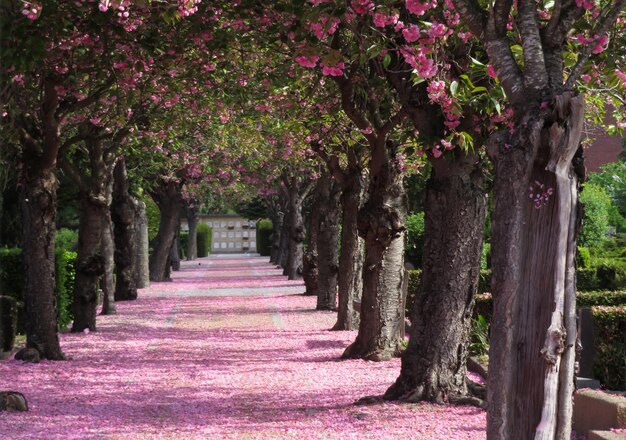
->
[1,255,486,439]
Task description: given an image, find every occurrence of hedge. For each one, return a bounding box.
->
[196,224,212,257]
[0,247,76,335]
[473,290,626,390]
[475,266,626,293]
[256,219,272,256]
[592,306,626,390]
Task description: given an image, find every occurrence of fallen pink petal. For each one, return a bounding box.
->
[1,256,487,439]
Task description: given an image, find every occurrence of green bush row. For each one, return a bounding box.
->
[256,219,272,256]
[475,264,626,293]
[591,306,626,390]
[473,290,626,390]
[196,224,212,257]
[0,247,76,334]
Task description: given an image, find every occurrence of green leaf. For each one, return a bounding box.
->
[450,80,459,97]
[383,54,391,69]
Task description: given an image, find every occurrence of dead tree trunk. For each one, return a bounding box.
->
[485,94,584,439]
[384,151,486,404]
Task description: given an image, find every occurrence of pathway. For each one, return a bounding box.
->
[1,255,486,439]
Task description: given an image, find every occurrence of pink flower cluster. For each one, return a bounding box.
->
[21,0,41,20]
[406,0,434,16]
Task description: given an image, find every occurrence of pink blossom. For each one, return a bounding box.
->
[321,61,345,77]
[487,65,497,79]
[351,0,374,14]
[432,146,442,158]
[428,22,448,39]
[592,34,609,54]
[402,24,420,43]
[581,74,591,83]
[295,55,319,68]
[406,0,431,15]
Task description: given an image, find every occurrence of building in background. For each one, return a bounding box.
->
[181,214,257,254]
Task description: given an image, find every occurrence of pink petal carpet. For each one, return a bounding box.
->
[1,255,487,439]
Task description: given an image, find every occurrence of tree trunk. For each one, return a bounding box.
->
[20,174,64,359]
[343,143,407,361]
[18,78,64,360]
[384,151,487,404]
[285,184,305,280]
[184,205,198,261]
[487,93,583,439]
[148,180,183,282]
[170,229,181,271]
[112,158,138,301]
[316,174,341,310]
[269,211,283,264]
[72,192,107,332]
[303,182,320,297]
[278,203,291,269]
[100,178,116,315]
[332,175,365,330]
[134,200,150,288]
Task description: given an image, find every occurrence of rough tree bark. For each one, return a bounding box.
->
[17,78,64,360]
[315,172,341,310]
[134,200,150,288]
[282,176,313,280]
[63,131,118,332]
[148,179,184,282]
[184,203,198,261]
[100,178,116,315]
[71,190,107,332]
[170,226,181,271]
[384,151,487,404]
[486,95,584,439]
[111,158,138,301]
[312,142,366,331]
[284,182,306,280]
[303,181,320,297]
[277,199,290,269]
[343,140,407,361]
[267,198,284,265]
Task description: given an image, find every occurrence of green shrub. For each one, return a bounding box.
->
[55,228,78,251]
[143,195,160,243]
[0,247,76,333]
[481,242,491,270]
[55,249,76,331]
[469,314,490,357]
[405,269,422,318]
[197,224,212,257]
[256,219,273,256]
[578,291,626,308]
[577,268,600,291]
[596,263,626,290]
[579,183,612,248]
[179,232,189,259]
[478,269,491,293]
[405,212,425,268]
[592,306,626,390]
[577,246,591,269]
